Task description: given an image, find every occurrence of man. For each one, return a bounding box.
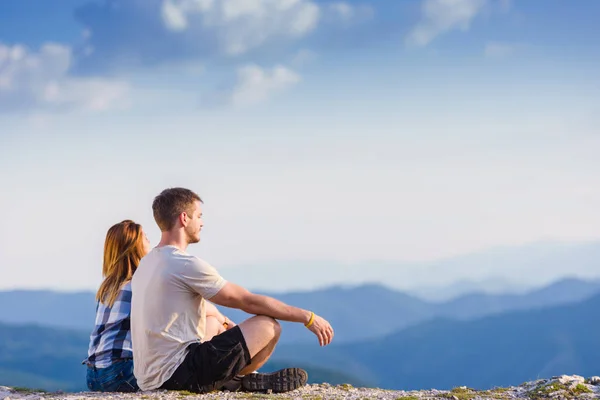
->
[131,187,334,394]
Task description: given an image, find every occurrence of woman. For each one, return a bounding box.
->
[84,220,151,392]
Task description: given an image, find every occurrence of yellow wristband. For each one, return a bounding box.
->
[305,312,315,328]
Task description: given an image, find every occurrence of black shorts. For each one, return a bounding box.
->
[160,326,251,393]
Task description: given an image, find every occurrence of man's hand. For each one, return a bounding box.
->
[223,316,237,330]
[307,314,334,346]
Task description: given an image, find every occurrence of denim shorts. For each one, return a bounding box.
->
[86,359,139,392]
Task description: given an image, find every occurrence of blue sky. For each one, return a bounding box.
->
[1,0,599,292]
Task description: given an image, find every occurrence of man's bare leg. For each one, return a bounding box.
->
[237,315,281,374]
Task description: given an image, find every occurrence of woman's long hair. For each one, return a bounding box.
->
[96,220,146,307]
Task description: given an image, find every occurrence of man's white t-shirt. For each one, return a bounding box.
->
[130,245,227,391]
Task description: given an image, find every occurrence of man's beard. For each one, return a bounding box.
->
[186,229,200,244]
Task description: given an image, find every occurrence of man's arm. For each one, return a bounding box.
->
[210,282,311,324]
[210,282,334,346]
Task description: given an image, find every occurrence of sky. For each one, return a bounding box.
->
[1,0,599,292]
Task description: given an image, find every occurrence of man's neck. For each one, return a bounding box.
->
[157,231,189,252]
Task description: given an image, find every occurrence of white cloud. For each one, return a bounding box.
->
[406,0,487,47]
[162,0,192,31]
[0,42,129,112]
[327,2,374,23]
[161,0,320,55]
[228,64,300,107]
[159,0,368,56]
[74,0,369,74]
[484,41,518,58]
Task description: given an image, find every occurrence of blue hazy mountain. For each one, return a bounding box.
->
[0,290,96,331]
[219,277,600,343]
[269,292,600,390]
[1,277,599,344]
[2,293,600,391]
[0,322,88,391]
[0,322,364,391]
[405,276,532,302]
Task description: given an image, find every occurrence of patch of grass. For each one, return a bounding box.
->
[449,386,477,400]
[527,381,592,399]
[338,383,354,391]
[436,387,481,400]
[573,383,593,395]
[395,396,419,400]
[528,381,567,400]
[477,387,512,399]
[11,387,47,394]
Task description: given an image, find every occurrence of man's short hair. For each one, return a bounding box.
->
[152,188,203,231]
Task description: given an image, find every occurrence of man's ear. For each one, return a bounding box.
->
[179,212,188,227]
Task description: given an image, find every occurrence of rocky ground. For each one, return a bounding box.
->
[2,375,600,400]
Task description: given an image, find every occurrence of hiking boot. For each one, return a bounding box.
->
[241,368,308,393]
[220,375,243,392]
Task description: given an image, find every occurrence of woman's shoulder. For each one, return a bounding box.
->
[99,282,132,309]
[116,281,133,301]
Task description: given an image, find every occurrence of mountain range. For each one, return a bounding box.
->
[269,292,600,390]
[220,277,600,343]
[1,289,599,391]
[3,277,597,344]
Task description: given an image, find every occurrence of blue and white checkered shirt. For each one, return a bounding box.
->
[85,282,134,368]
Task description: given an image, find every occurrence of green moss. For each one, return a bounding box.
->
[448,386,477,400]
[12,387,47,393]
[235,394,272,399]
[395,396,419,400]
[527,381,593,399]
[573,383,593,394]
[528,381,566,399]
[338,383,354,391]
[481,387,512,399]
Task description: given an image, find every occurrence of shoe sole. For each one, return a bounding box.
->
[242,368,308,393]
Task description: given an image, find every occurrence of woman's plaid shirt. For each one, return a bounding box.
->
[84,282,134,368]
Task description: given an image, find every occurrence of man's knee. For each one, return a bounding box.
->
[238,316,282,358]
[252,315,281,339]
[272,318,282,338]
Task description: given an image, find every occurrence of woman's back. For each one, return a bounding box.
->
[84,219,150,393]
[86,281,133,368]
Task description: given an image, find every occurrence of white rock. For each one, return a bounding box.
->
[557,374,585,385]
[589,376,600,385]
